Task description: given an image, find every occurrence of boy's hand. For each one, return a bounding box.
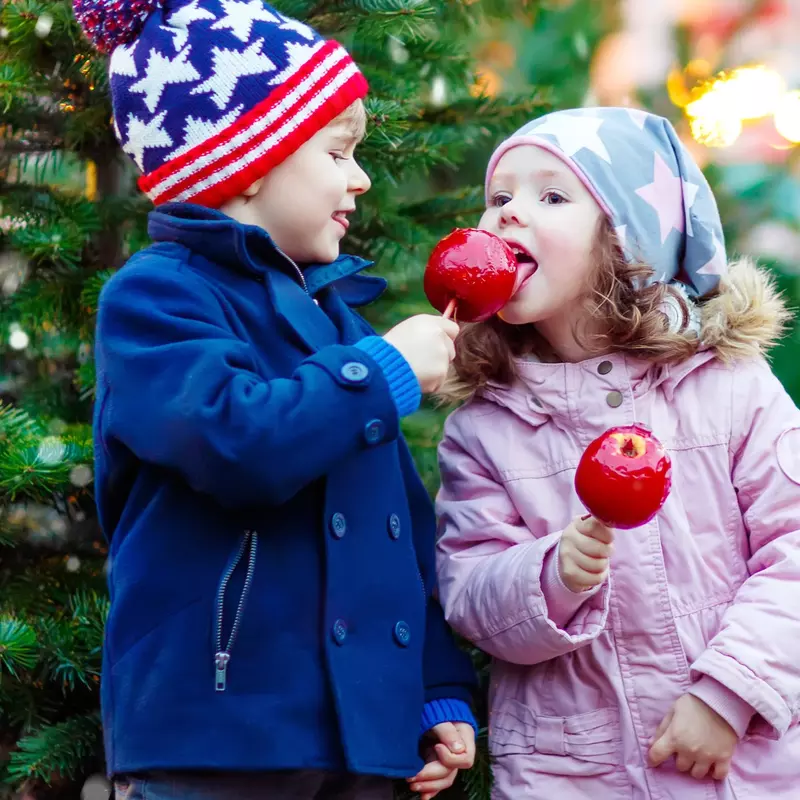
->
[558,515,615,593]
[648,694,739,781]
[383,315,459,394]
[408,722,475,800]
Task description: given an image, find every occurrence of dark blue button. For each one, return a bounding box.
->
[364,419,385,445]
[330,512,347,539]
[332,619,347,645]
[388,513,401,540]
[340,362,369,384]
[393,620,410,647]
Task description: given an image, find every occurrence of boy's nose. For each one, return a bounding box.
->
[349,162,371,195]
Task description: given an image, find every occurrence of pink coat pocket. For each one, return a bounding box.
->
[489,700,623,777]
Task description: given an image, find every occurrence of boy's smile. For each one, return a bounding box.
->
[220,100,370,265]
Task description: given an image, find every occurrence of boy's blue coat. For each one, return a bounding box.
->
[94,203,475,778]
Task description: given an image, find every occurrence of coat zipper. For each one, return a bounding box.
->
[273,244,316,300]
[214,530,258,692]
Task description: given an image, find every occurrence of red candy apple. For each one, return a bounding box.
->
[424,228,518,322]
[575,424,672,529]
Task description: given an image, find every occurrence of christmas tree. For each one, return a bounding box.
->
[0,0,605,797]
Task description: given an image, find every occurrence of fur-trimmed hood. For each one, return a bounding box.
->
[439,258,792,407]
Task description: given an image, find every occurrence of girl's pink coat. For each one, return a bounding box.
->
[436,351,800,799]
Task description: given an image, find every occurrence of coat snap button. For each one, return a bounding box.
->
[331,619,348,645]
[340,362,369,384]
[364,419,385,445]
[598,360,613,375]
[388,513,401,539]
[393,621,411,647]
[606,390,623,408]
[330,512,347,539]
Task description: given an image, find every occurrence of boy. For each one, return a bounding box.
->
[72,0,477,797]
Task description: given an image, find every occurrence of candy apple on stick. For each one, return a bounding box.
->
[575,424,672,529]
[424,228,519,322]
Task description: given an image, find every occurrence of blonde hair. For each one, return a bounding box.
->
[333,99,367,141]
[441,217,791,403]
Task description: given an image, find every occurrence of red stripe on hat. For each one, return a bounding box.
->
[183,69,366,208]
[139,39,365,205]
[148,53,357,205]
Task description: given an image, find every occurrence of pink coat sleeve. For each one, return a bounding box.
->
[689,358,800,738]
[434,406,609,666]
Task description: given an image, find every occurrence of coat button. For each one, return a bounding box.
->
[387,513,401,539]
[598,360,613,375]
[393,621,411,647]
[340,362,369,384]
[606,390,623,408]
[364,419,385,445]
[330,512,347,539]
[331,619,348,645]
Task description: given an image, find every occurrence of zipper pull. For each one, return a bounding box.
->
[215,652,230,692]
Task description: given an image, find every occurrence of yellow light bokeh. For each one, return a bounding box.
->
[774,91,800,144]
[677,64,797,149]
[469,66,502,99]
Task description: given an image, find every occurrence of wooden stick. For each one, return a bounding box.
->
[443,298,457,320]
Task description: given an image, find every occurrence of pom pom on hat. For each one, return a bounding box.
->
[73,0,163,53]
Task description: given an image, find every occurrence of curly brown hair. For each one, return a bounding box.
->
[441,216,705,401]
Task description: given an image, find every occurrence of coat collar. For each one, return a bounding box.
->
[148,202,386,306]
[148,203,387,354]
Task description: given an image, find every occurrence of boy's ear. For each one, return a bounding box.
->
[243,178,264,198]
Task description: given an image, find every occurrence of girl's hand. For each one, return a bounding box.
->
[407,722,475,800]
[558,515,615,593]
[648,694,739,781]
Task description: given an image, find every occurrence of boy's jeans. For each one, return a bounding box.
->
[113,771,393,799]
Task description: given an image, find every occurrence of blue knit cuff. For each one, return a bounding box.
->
[354,336,421,418]
[420,699,478,738]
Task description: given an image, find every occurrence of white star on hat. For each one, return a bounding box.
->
[163,0,215,50]
[210,0,278,42]
[191,37,275,110]
[123,111,173,170]
[268,40,317,85]
[532,112,611,163]
[109,40,138,79]
[167,104,244,159]
[169,0,216,28]
[129,46,201,114]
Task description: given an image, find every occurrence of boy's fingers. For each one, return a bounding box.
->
[407,759,450,783]
[411,769,458,798]
[431,722,466,753]
[433,742,472,769]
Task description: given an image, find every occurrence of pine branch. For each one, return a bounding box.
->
[5,710,102,782]
[0,619,38,678]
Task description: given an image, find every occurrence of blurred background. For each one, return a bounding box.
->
[1,0,798,797]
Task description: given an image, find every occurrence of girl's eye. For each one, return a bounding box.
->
[330,152,346,162]
[492,193,512,207]
[543,191,567,205]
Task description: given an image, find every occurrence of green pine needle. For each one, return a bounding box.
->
[0,618,38,677]
[6,710,102,782]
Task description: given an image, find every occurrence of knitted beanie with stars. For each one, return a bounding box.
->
[73,0,368,208]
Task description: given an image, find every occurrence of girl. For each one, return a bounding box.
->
[434,106,800,800]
